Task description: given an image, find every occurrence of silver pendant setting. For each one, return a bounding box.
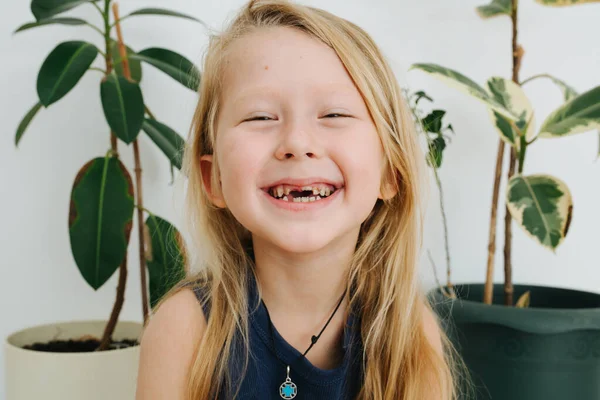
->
[279,365,297,399]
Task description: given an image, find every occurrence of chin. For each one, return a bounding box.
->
[264,231,336,255]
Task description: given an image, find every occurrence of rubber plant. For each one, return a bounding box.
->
[13,0,202,350]
[411,0,600,306]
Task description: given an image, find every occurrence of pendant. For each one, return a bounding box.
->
[279,365,297,399]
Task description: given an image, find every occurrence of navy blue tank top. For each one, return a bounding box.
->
[190,272,364,399]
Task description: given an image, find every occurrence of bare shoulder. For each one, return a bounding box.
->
[422,304,444,356]
[136,288,207,400]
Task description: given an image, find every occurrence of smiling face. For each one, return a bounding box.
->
[202,26,389,255]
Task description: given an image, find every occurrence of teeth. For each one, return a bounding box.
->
[316,196,321,200]
[313,188,319,195]
[284,187,291,195]
[283,196,288,202]
[320,188,325,196]
[302,186,312,191]
[301,197,309,202]
[325,187,331,197]
[309,197,315,202]
[277,186,284,198]
[293,197,301,203]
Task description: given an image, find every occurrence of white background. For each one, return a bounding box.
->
[1,0,599,395]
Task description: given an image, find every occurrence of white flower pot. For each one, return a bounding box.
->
[4,320,143,400]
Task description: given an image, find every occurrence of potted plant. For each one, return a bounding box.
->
[4,1,203,398]
[411,0,600,399]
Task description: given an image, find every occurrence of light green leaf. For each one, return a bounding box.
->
[507,174,573,251]
[37,41,98,106]
[538,86,600,138]
[410,63,519,120]
[121,8,206,25]
[535,0,600,6]
[477,0,512,18]
[142,119,185,170]
[14,17,87,33]
[15,102,43,146]
[31,0,99,20]
[145,215,186,308]
[100,74,145,144]
[487,77,536,146]
[69,156,134,290]
[129,48,200,91]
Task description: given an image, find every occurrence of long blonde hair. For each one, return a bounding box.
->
[152,0,467,398]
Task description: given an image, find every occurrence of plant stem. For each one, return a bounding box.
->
[91,2,104,17]
[102,0,118,153]
[97,252,127,351]
[144,105,156,120]
[113,2,150,324]
[518,136,527,173]
[89,67,108,74]
[431,162,453,290]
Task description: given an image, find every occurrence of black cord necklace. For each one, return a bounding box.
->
[261,289,348,399]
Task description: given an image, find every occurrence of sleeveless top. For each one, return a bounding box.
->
[190,272,365,399]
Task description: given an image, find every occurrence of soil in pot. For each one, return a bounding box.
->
[23,336,139,352]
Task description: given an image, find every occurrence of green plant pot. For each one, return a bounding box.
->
[429,284,600,400]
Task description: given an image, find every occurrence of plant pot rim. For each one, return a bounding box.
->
[4,319,143,355]
[428,283,600,334]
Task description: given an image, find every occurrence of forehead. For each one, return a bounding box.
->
[220,26,361,103]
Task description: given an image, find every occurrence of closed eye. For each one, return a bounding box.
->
[324,113,350,118]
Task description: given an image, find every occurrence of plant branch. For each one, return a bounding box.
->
[144,105,157,120]
[90,2,105,17]
[97,252,127,351]
[89,67,108,74]
[113,2,150,323]
[431,163,454,290]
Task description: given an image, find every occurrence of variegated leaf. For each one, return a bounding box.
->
[487,77,535,146]
[535,0,600,6]
[507,174,573,251]
[477,0,512,18]
[538,86,600,138]
[522,74,578,102]
[410,63,519,120]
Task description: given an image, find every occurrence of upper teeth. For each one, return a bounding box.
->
[270,184,334,199]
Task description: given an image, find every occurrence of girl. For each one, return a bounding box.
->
[137,0,464,399]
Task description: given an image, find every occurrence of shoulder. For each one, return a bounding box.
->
[136,287,207,400]
[422,304,444,357]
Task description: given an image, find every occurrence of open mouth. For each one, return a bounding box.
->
[264,183,339,203]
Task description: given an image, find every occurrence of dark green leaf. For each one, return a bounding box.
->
[142,119,185,170]
[110,40,143,83]
[130,48,200,91]
[414,90,433,105]
[145,215,186,308]
[37,41,98,106]
[31,0,99,20]
[122,7,205,24]
[69,156,134,290]
[100,74,145,144]
[15,102,43,146]
[427,136,446,168]
[422,110,446,133]
[477,0,512,18]
[15,17,87,33]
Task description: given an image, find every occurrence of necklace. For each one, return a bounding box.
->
[261,288,348,399]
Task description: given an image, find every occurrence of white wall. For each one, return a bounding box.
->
[1,0,599,396]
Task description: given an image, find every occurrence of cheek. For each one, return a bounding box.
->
[337,128,384,194]
[217,134,267,199]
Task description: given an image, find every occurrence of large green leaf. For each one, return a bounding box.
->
[37,41,98,106]
[142,119,185,170]
[477,0,512,18]
[535,0,600,5]
[129,48,200,91]
[69,156,134,290]
[120,7,205,25]
[145,215,186,308]
[538,86,600,138]
[487,77,535,147]
[14,17,87,33]
[410,63,519,120]
[507,174,573,251]
[110,40,143,83]
[31,0,98,20]
[15,102,43,146]
[100,74,145,144]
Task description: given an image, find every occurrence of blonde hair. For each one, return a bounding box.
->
[152,0,468,398]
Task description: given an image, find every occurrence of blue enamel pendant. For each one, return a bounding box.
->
[279,365,297,399]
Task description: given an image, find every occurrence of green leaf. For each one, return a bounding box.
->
[129,48,200,91]
[414,90,433,105]
[110,40,143,83]
[486,77,535,146]
[506,174,573,251]
[477,0,512,18]
[31,0,99,20]
[14,17,87,33]
[522,74,578,102]
[538,86,600,138]
[69,156,134,290]
[142,119,185,170]
[422,110,446,133]
[145,215,186,308]
[15,102,43,147]
[535,0,600,6]
[121,7,205,25]
[100,74,145,144]
[37,41,98,106]
[410,63,519,120]
[427,136,446,168]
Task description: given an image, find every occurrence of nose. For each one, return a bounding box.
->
[274,119,323,160]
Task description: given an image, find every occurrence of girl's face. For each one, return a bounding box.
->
[203,26,389,254]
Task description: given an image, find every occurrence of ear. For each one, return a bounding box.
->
[200,155,227,208]
[378,169,398,200]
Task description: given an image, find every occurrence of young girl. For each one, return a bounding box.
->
[136,0,463,399]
